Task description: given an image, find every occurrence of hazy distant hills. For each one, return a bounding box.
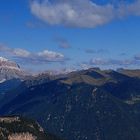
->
[1,67,140,140]
[0,116,63,140]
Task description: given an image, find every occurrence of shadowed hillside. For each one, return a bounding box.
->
[0,68,140,140]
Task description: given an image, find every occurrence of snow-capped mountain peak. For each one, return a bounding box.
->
[0,57,20,70]
[0,57,26,82]
[0,57,8,62]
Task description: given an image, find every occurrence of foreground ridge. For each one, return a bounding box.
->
[0,116,63,140]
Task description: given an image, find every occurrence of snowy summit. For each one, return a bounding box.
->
[0,57,9,62]
[0,57,26,82]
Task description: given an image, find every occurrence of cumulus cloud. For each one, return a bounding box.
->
[30,0,140,28]
[0,45,65,64]
[13,48,31,57]
[38,50,64,60]
[0,44,31,58]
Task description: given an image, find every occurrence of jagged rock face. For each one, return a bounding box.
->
[0,57,25,81]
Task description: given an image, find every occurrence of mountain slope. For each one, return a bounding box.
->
[0,68,140,140]
[0,79,21,95]
[117,68,140,78]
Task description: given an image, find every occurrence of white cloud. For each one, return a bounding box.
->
[38,50,64,60]
[89,58,134,66]
[30,0,114,28]
[13,48,31,57]
[0,45,65,64]
[118,0,140,17]
[30,0,140,28]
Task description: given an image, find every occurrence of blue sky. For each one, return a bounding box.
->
[0,0,140,72]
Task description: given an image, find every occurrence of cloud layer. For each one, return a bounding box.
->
[89,56,140,67]
[30,0,140,28]
[0,44,65,64]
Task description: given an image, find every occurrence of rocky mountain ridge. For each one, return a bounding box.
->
[0,57,26,82]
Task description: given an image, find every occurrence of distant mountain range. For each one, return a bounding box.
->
[1,57,140,140]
